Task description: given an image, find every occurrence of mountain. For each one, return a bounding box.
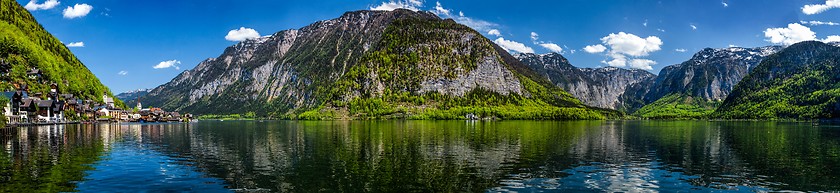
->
[116,89,150,102]
[515,53,656,111]
[0,0,119,103]
[713,41,840,119]
[633,46,782,118]
[139,9,607,120]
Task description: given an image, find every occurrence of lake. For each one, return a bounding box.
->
[1,120,839,192]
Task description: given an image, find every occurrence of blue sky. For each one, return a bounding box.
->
[16,0,840,93]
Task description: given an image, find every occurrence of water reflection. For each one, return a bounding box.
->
[1,121,839,192]
[0,124,104,192]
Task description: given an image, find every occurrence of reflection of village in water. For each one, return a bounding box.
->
[2,121,837,192]
[2,83,191,126]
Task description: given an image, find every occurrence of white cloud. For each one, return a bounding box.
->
[493,37,534,53]
[25,0,59,11]
[764,23,817,45]
[118,71,127,75]
[432,1,450,16]
[629,59,656,70]
[62,3,92,19]
[430,2,498,33]
[452,15,498,32]
[729,44,738,47]
[643,19,648,27]
[591,32,662,70]
[657,28,666,32]
[602,53,627,68]
[487,29,501,37]
[583,44,607,53]
[690,24,698,30]
[225,27,261,41]
[800,20,840,26]
[65,42,84,47]
[802,0,840,15]
[675,48,687,52]
[722,2,729,7]
[370,0,423,11]
[153,60,181,70]
[600,32,662,56]
[539,43,563,53]
[530,32,539,41]
[824,35,840,43]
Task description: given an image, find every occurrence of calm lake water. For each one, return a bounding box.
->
[1,120,839,192]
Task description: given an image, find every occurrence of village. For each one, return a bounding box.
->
[1,83,192,126]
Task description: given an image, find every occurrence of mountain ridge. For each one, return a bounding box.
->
[136,9,607,120]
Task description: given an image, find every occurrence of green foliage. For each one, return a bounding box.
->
[197,114,242,120]
[297,109,335,120]
[714,41,840,119]
[64,108,80,121]
[634,93,720,119]
[0,0,120,103]
[0,96,7,127]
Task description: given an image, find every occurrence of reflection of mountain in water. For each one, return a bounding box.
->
[0,125,106,192]
[3,121,839,192]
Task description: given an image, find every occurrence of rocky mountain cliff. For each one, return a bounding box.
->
[643,46,782,102]
[632,46,783,118]
[116,89,150,102]
[714,41,840,119]
[138,9,606,119]
[516,53,656,110]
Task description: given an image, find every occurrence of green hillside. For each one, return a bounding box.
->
[713,41,840,119]
[0,0,120,105]
[633,93,720,119]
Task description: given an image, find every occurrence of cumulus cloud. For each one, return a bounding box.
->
[764,23,816,45]
[722,2,729,7]
[602,53,627,68]
[370,0,423,11]
[800,20,840,26]
[600,32,662,56]
[530,32,539,41]
[675,48,687,52]
[629,59,656,70]
[494,37,534,53]
[487,29,501,37]
[583,44,607,53]
[802,0,840,15]
[589,32,662,70]
[118,71,127,75]
[429,2,498,33]
[225,27,261,41]
[431,1,450,16]
[539,43,563,53]
[690,24,698,30]
[824,35,840,43]
[25,0,59,11]
[454,17,498,32]
[65,42,84,47]
[153,60,181,70]
[62,3,92,19]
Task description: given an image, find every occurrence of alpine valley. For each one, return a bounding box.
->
[126,9,840,120]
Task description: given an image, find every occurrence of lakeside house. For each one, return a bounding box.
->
[2,84,191,126]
